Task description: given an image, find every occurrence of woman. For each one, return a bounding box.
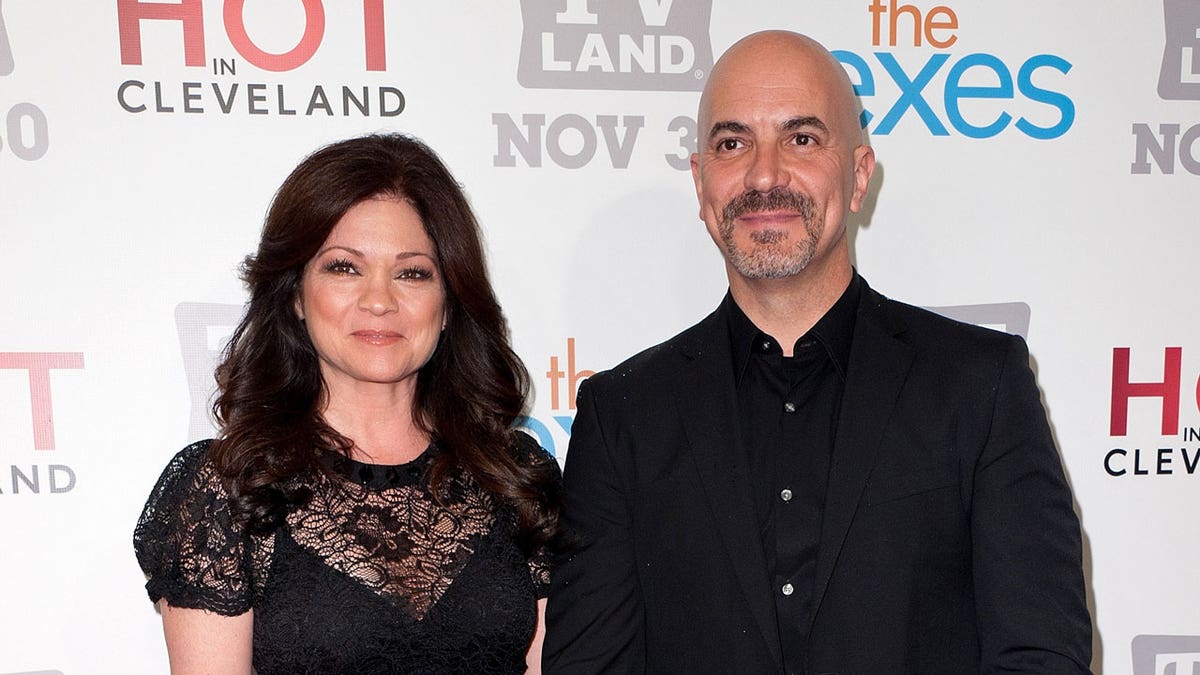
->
[134,134,560,674]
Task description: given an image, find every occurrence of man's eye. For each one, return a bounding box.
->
[717,138,742,152]
[792,134,815,146]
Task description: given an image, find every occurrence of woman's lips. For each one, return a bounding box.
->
[352,330,403,345]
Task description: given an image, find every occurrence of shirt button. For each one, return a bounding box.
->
[780,488,793,502]
[783,401,796,413]
[781,583,794,596]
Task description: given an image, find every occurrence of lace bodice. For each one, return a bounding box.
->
[134,439,553,674]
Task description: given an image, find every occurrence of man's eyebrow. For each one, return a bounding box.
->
[781,116,829,134]
[707,120,751,140]
[707,117,830,141]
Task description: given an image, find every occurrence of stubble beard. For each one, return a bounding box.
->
[718,188,821,280]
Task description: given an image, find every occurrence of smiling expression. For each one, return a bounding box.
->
[295,197,446,398]
[691,32,875,282]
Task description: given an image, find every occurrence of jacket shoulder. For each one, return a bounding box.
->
[864,290,1032,402]
[870,289,1024,356]
[582,310,720,396]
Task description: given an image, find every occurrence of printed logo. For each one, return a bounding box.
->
[0,0,13,76]
[176,302,243,440]
[837,1,1075,139]
[497,1,708,170]
[518,337,595,458]
[496,0,1076,171]
[0,352,83,496]
[1130,0,1200,174]
[517,0,712,92]
[1132,635,1200,675]
[0,0,50,162]
[495,0,710,169]
[1104,346,1200,477]
[0,353,84,451]
[115,0,405,118]
[924,302,1030,339]
[1158,0,1200,100]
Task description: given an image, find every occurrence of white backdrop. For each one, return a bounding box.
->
[1,1,1198,673]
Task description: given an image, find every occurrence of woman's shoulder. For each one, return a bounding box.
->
[169,438,216,470]
[148,439,226,499]
[134,438,259,615]
[510,430,558,471]
[136,439,239,546]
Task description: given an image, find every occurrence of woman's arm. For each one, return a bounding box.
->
[160,601,254,675]
[525,598,547,674]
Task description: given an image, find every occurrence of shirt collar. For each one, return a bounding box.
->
[726,274,860,384]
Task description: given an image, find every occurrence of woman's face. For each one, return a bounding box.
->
[296,197,446,398]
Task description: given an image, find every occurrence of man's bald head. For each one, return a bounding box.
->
[698,31,864,148]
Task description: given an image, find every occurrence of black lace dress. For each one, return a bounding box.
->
[134,439,552,674]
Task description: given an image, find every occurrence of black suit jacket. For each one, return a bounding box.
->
[544,278,1092,674]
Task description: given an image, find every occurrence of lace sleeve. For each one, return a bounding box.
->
[514,431,560,599]
[133,440,256,616]
[528,545,552,599]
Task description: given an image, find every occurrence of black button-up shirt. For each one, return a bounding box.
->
[726,275,859,674]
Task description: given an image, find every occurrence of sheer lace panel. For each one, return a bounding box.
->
[289,467,497,621]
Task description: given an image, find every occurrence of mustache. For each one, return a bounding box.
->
[722,188,815,223]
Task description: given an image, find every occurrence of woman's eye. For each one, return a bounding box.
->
[397,266,433,281]
[324,258,358,275]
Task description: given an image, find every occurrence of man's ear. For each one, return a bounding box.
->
[849,145,876,214]
[690,152,705,220]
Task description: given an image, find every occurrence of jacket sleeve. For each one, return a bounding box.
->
[543,377,646,674]
[971,335,1093,673]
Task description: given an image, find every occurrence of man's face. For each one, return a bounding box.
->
[691,37,874,282]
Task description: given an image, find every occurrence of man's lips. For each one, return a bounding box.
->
[736,210,804,225]
[352,330,403,345]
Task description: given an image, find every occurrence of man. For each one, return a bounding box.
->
[543,30,1092,674]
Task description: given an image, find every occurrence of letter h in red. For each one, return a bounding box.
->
[117,0,205,67]
[1110,347,1181,436]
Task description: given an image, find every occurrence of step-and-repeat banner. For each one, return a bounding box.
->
[1,1,1197,673]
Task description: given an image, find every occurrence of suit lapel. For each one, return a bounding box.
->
[673,310,785,670]
[810,286,915,626]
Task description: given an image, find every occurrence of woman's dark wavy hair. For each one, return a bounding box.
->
[211,133,558,550]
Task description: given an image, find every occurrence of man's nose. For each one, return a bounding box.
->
[744,143,790,193]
